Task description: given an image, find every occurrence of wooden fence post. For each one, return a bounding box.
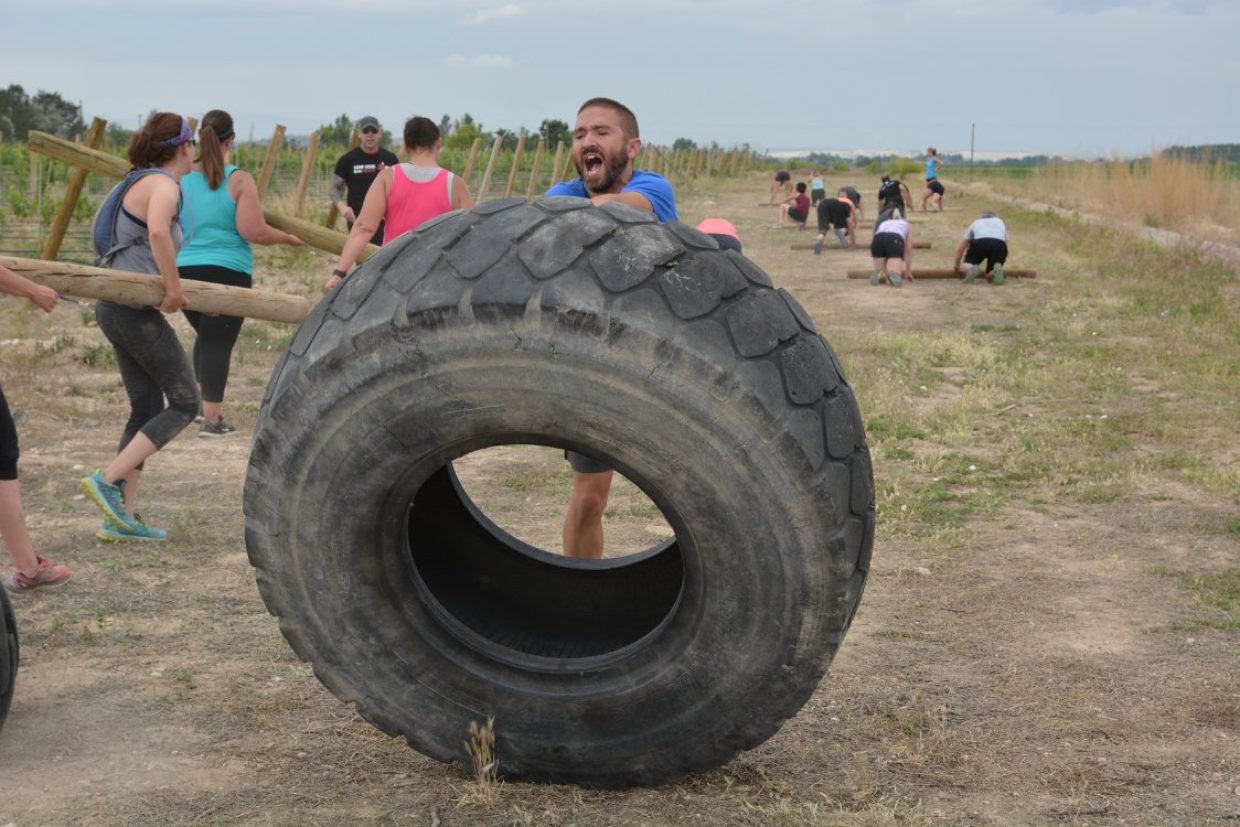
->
[28,152,38,198]
[476,133,505,203]
[293,132,321,218]
[26,131,379,263]
[42,117,107,261]
[504,129,526,198]
[524,137,546,200]
[462,136,483,190]
[549,140,565,187]
[255,124,287,200]
[558,144,576,183]
[326,129,360,229]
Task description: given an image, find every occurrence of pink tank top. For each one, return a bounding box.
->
[383,164,454,244]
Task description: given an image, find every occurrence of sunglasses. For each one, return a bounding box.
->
[361,127,380,135]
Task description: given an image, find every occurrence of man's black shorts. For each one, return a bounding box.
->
[788,206,808,223]
[870,232,906,259]
[566,450,611,474]
[963,238,1008,267]
[926,178,945,196]
[818,198,850,230]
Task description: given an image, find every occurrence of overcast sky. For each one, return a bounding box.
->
[3,0,1237,158]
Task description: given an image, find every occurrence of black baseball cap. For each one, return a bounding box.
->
[357,116,381,132]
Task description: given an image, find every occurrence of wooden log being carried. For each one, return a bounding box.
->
[845,268,1035,280]
[1,255,312,325]
[26,131,377,263]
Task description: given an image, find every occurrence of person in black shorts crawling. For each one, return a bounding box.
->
[870,200,915,287]
[877,175,913,215]
[813,193,856,253]
[838,186,864,222]
[769,169,793,204]
[954,211,1009,285]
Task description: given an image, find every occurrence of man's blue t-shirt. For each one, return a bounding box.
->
[546,169,678,223]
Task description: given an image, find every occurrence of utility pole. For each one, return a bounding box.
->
[970,123,975,180]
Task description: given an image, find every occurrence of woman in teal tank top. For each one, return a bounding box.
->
[177,110,304,437]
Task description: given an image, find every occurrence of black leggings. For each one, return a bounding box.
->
[179,265,251,403]
[95,301,199,465]
[0,384,18,481]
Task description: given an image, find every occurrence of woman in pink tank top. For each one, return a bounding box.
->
[327,116,473,291]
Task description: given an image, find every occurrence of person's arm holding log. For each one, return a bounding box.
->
[327,167,392,292]
[0,265,58,312]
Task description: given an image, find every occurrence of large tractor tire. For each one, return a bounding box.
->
[244,197,874,787]
[0,584,17,732]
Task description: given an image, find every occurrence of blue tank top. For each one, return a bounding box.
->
[177,165,254,273]
[926,157,939,179]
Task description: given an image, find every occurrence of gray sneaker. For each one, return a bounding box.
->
[964,264,980,284]
[200,415,237,439]
[992,263,1005,285]
[890,272,904,288]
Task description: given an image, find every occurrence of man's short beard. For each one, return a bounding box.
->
[577,150,630,195]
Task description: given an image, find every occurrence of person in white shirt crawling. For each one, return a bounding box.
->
[954,210,1009,285]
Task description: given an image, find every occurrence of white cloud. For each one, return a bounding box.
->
[467,3,521,23]
[446,53,517,69]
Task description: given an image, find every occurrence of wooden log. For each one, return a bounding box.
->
[558,142,576,183]
[524,137,546,200]
[26,131,375,263]
[461,136,483,187]
[793,241,930,250]
[549,140,565,187]
[0,255,312,324]
[293,132,321,217]
[504,129,526,198]
[846,268,1035,279]
[264,212,377,262]
[43,117,107,260]
[255,124,287,199]
[476,133,504,203]
[326,129,361,229]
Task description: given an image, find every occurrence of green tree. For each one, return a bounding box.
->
[539,118,570,148]
[672,137,697,152]
[0,84,84,140]
[438,114,452,137]
[445,121,482,151]
[317,113,354,146]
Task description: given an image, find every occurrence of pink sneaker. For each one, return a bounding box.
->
[5,556,72,594]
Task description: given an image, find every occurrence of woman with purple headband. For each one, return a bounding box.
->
[80,112,200,543]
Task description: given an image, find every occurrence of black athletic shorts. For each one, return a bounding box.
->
[926,178,945,196]
[0,383,17,481]
[820,198,850,229]
[788,206,808,223]
[775,170,791,182]
[870,232,906,260]
[963,238,1008,267]
[811,189,825,206]
[566,450,611,474]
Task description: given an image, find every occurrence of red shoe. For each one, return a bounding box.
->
[5,556,73,594]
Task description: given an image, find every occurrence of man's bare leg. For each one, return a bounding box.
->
[562,470,613,560]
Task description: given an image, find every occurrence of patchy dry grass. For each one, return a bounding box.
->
[0,171,1236,826]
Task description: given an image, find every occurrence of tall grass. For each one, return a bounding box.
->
[995,153,1240,242]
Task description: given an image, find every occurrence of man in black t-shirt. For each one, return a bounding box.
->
[331,116,400,246]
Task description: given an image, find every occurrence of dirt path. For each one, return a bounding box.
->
[1,173,1236,826]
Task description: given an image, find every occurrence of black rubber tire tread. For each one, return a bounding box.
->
[0,585,17,732]
[244,198,874,787]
